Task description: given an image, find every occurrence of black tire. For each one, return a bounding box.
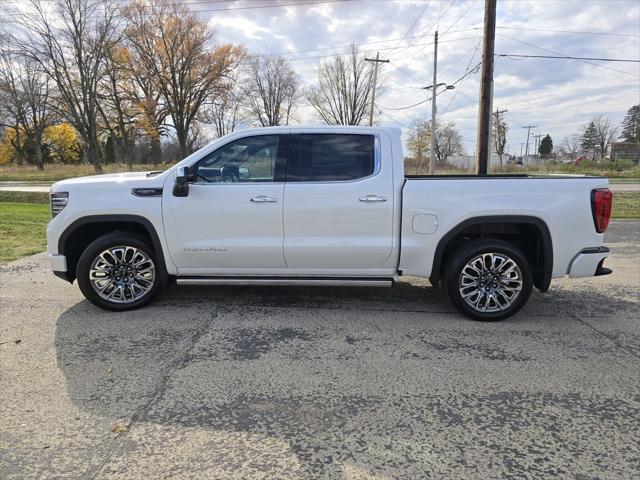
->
[76,232,164,311]
[443,239,533,321]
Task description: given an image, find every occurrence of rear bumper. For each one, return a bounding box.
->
[568,247,611,278]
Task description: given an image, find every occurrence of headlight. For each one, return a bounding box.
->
[50,192,69,218]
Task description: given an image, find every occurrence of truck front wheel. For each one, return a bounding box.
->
[76,233,164,311]
[444,240,533,321]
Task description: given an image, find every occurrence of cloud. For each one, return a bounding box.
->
[9,0,633,153]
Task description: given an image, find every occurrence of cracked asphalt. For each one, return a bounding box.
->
[1,221,639,479]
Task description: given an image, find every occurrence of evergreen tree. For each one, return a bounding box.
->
[581,121,598,160]
[620,105,639,143]
[539,134,553,156]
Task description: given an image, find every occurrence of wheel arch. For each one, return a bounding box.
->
[429,215,553,292]
[58,214,169,284]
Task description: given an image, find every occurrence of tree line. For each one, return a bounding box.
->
[0,0,382,172]
[494,105,639,164]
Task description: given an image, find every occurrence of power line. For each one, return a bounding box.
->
[265,36,479,63]
[445,25,640,38]
[248,33,441,59]
[392,0,458,57]
[441,41,481,115]
[0,0,356,17]
[153,0,354,12]
[450,60,482,86]
[248,28,483,60]
[394,0,478,61]
[375,104,416,130]
[438,42,479,77]
[497,33,640,78]
[389,0,432,52]
[506,111,525,129]
[495,25,640,38]
[380,58,480,111]
[441,0,479,35]
[379,97,432,111]
[496,54,640,63]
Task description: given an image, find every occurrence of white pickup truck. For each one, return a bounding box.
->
[47,126,613,321]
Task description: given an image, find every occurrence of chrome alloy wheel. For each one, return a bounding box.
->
[89,246,156,304]
[458,252,523,313]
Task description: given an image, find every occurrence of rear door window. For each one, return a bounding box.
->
[287,134,375,182]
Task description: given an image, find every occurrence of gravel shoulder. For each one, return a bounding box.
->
[1,221,639,479]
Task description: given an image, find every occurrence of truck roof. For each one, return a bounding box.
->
[232,125,402,136]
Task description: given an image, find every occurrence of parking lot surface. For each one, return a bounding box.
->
[1,221,639,479]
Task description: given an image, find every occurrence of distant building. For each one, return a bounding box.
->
[608,142,640,163]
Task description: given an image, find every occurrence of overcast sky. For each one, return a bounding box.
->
[2,0,638,155]
[205,0,640,155]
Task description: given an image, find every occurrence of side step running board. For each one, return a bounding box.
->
[176,276,394,287]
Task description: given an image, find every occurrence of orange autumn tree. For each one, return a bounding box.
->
[123,0,245,160]
[0,123,81,165]
[43,123,82,164]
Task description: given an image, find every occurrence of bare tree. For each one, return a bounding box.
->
[0,52,55,169]
[307,45,375,125]
[243,56,300,127]
[434,122,464,164]
[18,0,119,172]
[0,53,28,165]
[407,120,464,172]
[492,110,508,166]
[186,122,209,153]
[562,134,581,160]
[123,0,244,159]
[202,89,243,138]
[592,115,618,161]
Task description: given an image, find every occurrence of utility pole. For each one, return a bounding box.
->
[475,0,497,175]
[522,125,536,162]
[422,78,456,174]
[429,31,439,175]
[365,52,389,126]
[533,134,543,157]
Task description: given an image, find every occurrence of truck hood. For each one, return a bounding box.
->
[51,171,166,192]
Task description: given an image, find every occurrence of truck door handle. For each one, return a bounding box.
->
[250,196,277,203]
[359,195,387,203]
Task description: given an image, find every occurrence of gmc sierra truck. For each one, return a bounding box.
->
[47,126,613,321]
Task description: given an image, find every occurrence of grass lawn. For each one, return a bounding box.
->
[0,191,638,263]
[0,198,50,263]
[2,161,640,182]
[0,163,169,182]
[612,192,640,219]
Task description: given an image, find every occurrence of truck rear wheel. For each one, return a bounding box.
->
[444,239,533,321]
[76,233,164,311]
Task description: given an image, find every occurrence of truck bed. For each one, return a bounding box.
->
[405,174,605,180]
[399,174,609,280]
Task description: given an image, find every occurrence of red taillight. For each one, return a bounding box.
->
[591,188,612,233]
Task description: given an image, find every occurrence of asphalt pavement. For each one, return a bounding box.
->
[1,221,639,479]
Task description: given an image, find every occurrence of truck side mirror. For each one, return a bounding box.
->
[173,166,191,197]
